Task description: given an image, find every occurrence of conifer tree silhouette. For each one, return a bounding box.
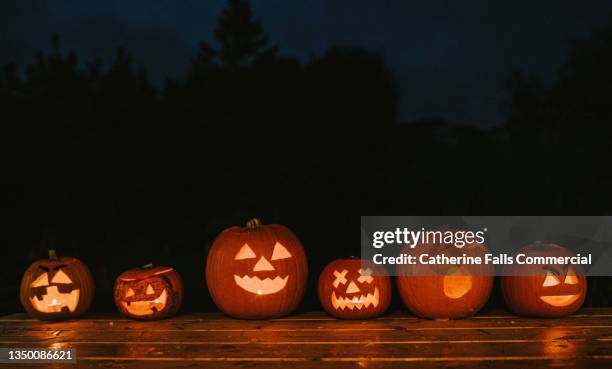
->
[214,0,273,68]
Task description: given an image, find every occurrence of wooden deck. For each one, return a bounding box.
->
[1,309,612,368]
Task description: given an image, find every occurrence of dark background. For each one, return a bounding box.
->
[1,0,611,315]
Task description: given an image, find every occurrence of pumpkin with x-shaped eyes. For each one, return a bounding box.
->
[318,258,391,319]
[502,243,587,317]
[20,250,94,320]
[114,264,183,320]
[206,219,308,319]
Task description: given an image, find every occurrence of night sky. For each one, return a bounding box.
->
[2,0,612,126]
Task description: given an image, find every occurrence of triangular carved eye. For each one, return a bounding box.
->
[564,268,579,285]
[542,271,560,287]
[125,288,135,297]
[235,244,256,260]
[146,284,155,295]
[31,273,49,288]
[51,270,72,284]
[271,242,292,260]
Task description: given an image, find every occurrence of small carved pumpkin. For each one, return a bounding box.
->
[206,218,308,319]
[501,243,587,317]
[114,264,183,320]
[318,258,391,319]
[396,232,493,319]
[20,250,94,320]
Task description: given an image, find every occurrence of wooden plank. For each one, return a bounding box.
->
[0,339,610,359]
[1,326,611,343]
[6,358,612,369]
[2,316,611,333]
[1,309,610,368]
[3,308,612,321]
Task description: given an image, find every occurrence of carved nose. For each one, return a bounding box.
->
[253,256,275,271]
[346,281,360,294]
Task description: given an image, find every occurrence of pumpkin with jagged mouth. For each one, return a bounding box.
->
[331,269,379,310]
[114,265,183,320]
[319,258,391,319]
[206,218,308,319]
[20,250,94,320]
[232,241,293,295]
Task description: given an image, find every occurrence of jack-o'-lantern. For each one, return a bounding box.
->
[114,264,183,320]
[206,218,308,319]
[501,243,586,317]
[318,258,391,319]
[20,250,94,320]
[396,231,493,319]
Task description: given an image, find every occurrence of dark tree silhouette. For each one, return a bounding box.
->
[214,0,275,68]
[503,16,612,214]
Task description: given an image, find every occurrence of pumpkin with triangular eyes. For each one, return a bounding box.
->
[20,250,94,320]
[206,218,308,319]
[501,243,587,317]
[114,264,183,320]
[318,258,391,319]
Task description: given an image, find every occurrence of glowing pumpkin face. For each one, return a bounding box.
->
[114,265,183,320]
[206,219,308,319]
[539,266,582,307]
[502,244,587,317]
[318,259,391,319]
[233,241,293,295]
[29,269,79,313]
[396,231,494,319]
[20,250,94,320]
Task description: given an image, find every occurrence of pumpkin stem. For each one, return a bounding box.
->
[143,263,153,269]
[246,218,262,229]
[48,249,58,260]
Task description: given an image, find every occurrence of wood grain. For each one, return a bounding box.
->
[1,309,611,368]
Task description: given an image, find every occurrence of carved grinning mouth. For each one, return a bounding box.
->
[121,289,168,316]
[540,294,580,307]
[331,287,380,310]
[233,275,289,295]
[29,286,80,313]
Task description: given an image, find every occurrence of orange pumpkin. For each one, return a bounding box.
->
[318,258,391,319]
[396,233,493,319]
[501,243,586,317]
[20,250,94,320]
[114,264,183,320]
[206,218,308,319]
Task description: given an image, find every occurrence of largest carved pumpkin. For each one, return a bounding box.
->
[501,243,587,317]
[206,218,308,319]
[396,232,493,319]
[20,250,94,320]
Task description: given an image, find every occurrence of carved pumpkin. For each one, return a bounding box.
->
[114,264,183,320]
[318,258,391,319]
[206,218,308,319]
[396,234,493,319]
[501,243,587,317]
[20,250,94,320]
